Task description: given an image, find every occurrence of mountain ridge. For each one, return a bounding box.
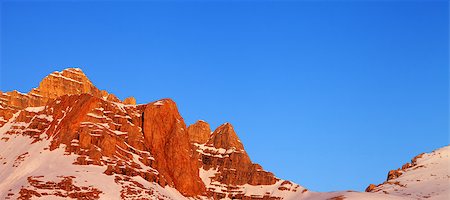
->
[0,68,448,200]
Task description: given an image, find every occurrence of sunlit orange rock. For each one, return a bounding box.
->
[123,97,137,105]
[187,120,211,144]
[143,99,205,196]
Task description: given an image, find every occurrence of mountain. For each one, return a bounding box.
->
[0,68,448,200]
[365,146,449,199]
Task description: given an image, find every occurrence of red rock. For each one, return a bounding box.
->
[365,184,377,192]
[34,68,103,100]
[123,97,137,105]
[387,170,403,180]
[196,122,278,193]
[187,120,211,144]
[142,99,205,196]
[207,123,244,150]
[0,68,121,112]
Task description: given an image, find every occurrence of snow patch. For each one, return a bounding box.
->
[153,101,164,106]
[25,106,45,113]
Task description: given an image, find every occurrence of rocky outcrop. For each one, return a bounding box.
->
[365,184,376,192]
[32,68,103,100]
[0,68,122,111]
[193,122,282,199]
[123,97,137,105]
[142,99,205,196]
[19,176,102,199]
[207,123,244,150]
[187,120,211,144]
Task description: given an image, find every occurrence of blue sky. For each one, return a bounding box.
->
[1,0,448,192]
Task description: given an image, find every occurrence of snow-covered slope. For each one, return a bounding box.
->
[366,146,450,200]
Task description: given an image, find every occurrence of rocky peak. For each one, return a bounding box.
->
[207,122,244,150]
[194,122,280,196]
[31,68,102,99]
[123,96,137,105]
[187,120,211,144]
[0,68,124,110]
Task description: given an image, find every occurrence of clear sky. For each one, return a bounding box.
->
[1,0,448,192]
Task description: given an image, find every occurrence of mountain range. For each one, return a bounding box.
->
[0,68,448,200]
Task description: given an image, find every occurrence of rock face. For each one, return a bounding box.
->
[123,97,137,105]
[187,120,211,144]
[31,68,102,100]
[207,123,244,150]
[193,122,292,199]
[142,99,205,196]
[0,68,119,111]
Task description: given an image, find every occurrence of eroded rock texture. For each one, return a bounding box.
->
[0,68,302,199]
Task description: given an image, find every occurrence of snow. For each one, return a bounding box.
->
[301,146,450,200]
[13,90,27,96]
[199,166,308,199]
[0,127,120,199]
[71,139,80,147]
[123,175,188,200]
[301,191,406,200]
[115,145,158,174]
[36,114,53,122]
[194,143,241,158]
[29,92,43,97]
[65,68,84,76]
[87,112,105,119]
[49,72,83,84]
[81,121,111,129]
[114,114,132,119]
[153,100,164,106]
[25,106,45,113]
[113,130,128,136]
[370,146,450,200]
[112,102,127,113]
[199,167,219,187]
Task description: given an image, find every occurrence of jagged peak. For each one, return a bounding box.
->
[207,122,244,150]
[0,68,128,110]
[30,67,102,100]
